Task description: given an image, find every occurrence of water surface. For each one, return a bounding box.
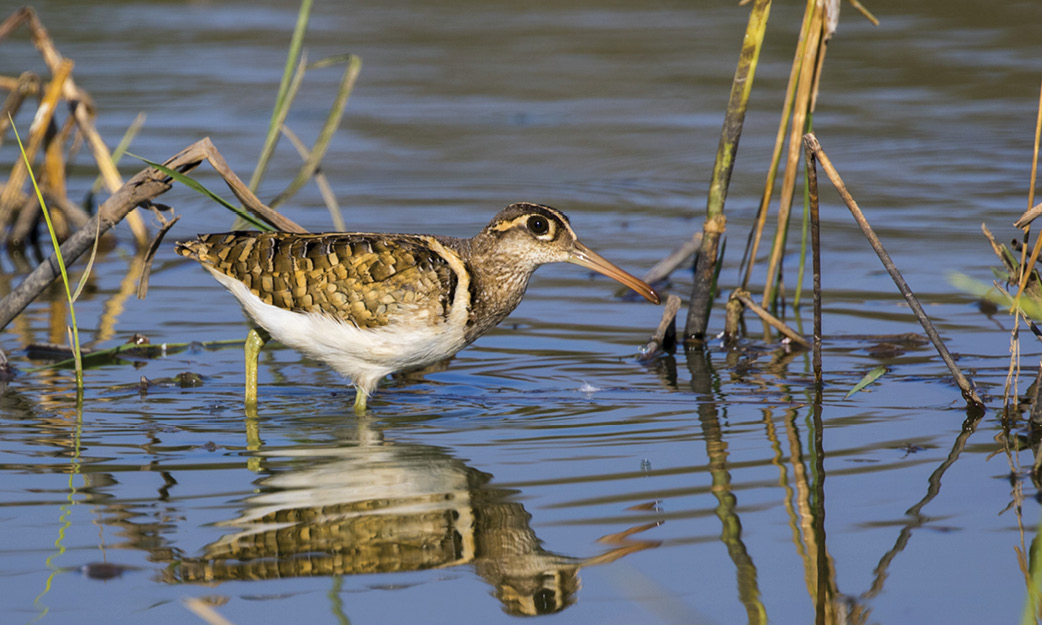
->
[1,1,1039,623]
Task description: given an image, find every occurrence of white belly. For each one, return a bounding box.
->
[208,268,468,394]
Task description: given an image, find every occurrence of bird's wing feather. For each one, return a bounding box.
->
[177,232,460,329]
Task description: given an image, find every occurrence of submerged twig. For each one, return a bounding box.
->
[803,132,984,410]
[732,290,811,349]
[26,336,243,371]
[639,294,682,360]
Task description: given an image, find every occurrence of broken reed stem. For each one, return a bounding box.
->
[9,113,80,245]
[1015,200,1042,230]
[792,142,811,310]
[802,132,984,410]
[0,58,72,224]
[0,138,305,332]
[135,212,180,300]
[732,290,811,349]
[70,93,149,249]
[804,137,823,385]
[11,113,85,386]
[684,0,771,343]
[639,294,682,359]
[91,112,146,195]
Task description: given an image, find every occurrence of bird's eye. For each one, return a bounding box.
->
[527,215,550,235]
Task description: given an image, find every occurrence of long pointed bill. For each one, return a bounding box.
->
[568,241,661,304]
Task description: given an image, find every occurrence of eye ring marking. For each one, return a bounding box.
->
[527,215,550,236]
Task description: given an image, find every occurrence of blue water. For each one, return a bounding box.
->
[1,1,1040,623]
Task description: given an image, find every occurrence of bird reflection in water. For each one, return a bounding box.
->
[160,426,660,616]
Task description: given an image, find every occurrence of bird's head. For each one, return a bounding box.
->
[478,203,660,304]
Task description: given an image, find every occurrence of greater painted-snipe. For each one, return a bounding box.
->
[176,202,660,413]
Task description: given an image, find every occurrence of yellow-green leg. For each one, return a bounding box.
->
[245,327,270,407]
[353,387,369,415]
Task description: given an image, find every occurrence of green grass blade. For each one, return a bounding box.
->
[950,272,1042,320]
[10,114,84,387]
[247,0,313,197]
[270,54,361,210]
[845,365,888,398]
[269,0,312,147]
[72,215,103,303]
[129,154,274,232]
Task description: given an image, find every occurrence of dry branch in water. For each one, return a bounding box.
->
[0,138,304,332]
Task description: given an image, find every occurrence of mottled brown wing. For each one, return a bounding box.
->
[176,232,459,329]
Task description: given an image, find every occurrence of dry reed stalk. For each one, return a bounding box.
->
[9,111,82,244]
[803,133,984,410]
[0,7,149,247]
[0,72,40,145]
[269,54,361,210]
[0,59,72,223]
[759,6,824,311]
[740,0,817,292]
[741,0,875,331]
[247,0,313,196]
[71,95,149,246]
[1011,75,1042,325]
